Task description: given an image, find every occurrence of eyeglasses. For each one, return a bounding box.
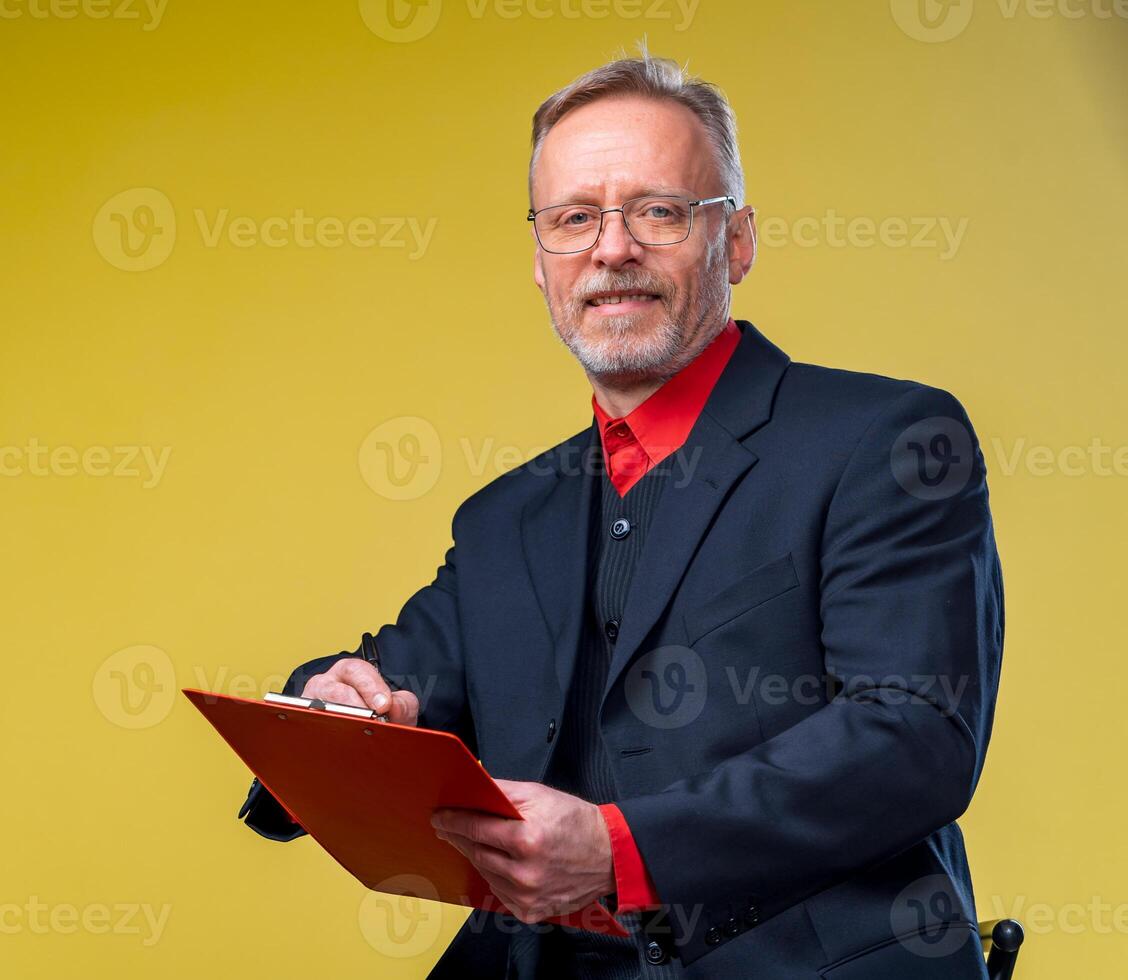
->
[527,195,736,254]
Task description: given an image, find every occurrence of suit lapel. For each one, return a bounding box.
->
[602,321,791,700]
[520,424,600,702]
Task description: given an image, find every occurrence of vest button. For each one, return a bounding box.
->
[609,517,631,540]
[604,619,620,642]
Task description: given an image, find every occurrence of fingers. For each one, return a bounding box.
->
[434,829,518,881]
[388,689,419,726]
[477,869,533,923]
[434,832,548,924]
[476,867,556,925]
[333,658,393,712]
[316,681,369,709]
[301,658,392,714]
[432,808,518,855]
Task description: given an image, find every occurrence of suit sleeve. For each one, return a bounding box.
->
[241,513,473,840]
[616,384,1004,927]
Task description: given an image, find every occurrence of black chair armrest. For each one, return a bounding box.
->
[978,918,1024,980]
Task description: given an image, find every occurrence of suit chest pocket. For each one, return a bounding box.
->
[682,551,800,646]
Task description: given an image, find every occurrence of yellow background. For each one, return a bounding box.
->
[1,1,1125,976]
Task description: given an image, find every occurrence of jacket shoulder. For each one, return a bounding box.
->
[778,361,973,435]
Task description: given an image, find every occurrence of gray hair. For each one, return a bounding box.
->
[529,47,745,208]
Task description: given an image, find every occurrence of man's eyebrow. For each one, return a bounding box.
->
[542,186,694,206]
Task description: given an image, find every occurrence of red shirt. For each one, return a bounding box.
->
[593,318,741,913]
[592,318,741,497]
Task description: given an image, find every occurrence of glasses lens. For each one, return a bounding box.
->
[534,204,602,253]
[623,197,692,245]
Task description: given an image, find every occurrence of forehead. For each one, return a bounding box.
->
[533,95,720,206]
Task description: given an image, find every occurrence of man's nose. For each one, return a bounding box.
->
[590,210,640,269]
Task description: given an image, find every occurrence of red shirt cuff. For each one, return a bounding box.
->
[598,803,661,912]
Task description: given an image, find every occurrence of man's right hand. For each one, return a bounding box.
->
[301,658,419,726]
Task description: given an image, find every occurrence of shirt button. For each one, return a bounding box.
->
[604,619,620,643]
[644,940,669,965]
[615,424,629,437]
[609,517,631,540]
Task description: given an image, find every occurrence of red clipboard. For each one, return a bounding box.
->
[184,689,628,937]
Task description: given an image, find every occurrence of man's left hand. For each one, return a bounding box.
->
[431,780,615,923]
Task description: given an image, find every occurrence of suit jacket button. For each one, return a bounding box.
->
[704,926,722,946]
[604,618,620,642]
[644,940,668,965]
[723,917,740,937]
[743,905,760,926]
[609,517,632,540]
[546,718,556,743]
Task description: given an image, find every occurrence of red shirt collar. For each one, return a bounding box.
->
[592,318,741,494]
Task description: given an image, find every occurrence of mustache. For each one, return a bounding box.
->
[570,270,675,306]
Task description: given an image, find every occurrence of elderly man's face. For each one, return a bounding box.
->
[531,95,751,382]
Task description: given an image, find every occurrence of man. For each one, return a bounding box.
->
[239,53,1004,979]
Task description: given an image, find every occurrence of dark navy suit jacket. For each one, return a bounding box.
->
[244,320,1003,979]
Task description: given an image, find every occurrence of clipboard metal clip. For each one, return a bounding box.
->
[264,691,388,723]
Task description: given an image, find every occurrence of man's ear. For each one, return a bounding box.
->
[532,226,547,293]
[727,206,757,285]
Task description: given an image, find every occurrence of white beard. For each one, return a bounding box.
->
[544,228,731,381]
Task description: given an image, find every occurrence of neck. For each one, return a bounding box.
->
[589,374,663,419]
[587,316,729,419]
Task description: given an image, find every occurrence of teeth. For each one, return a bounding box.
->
[591,294,654,306]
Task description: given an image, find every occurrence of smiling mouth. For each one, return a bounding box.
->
[585,293,661,308]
